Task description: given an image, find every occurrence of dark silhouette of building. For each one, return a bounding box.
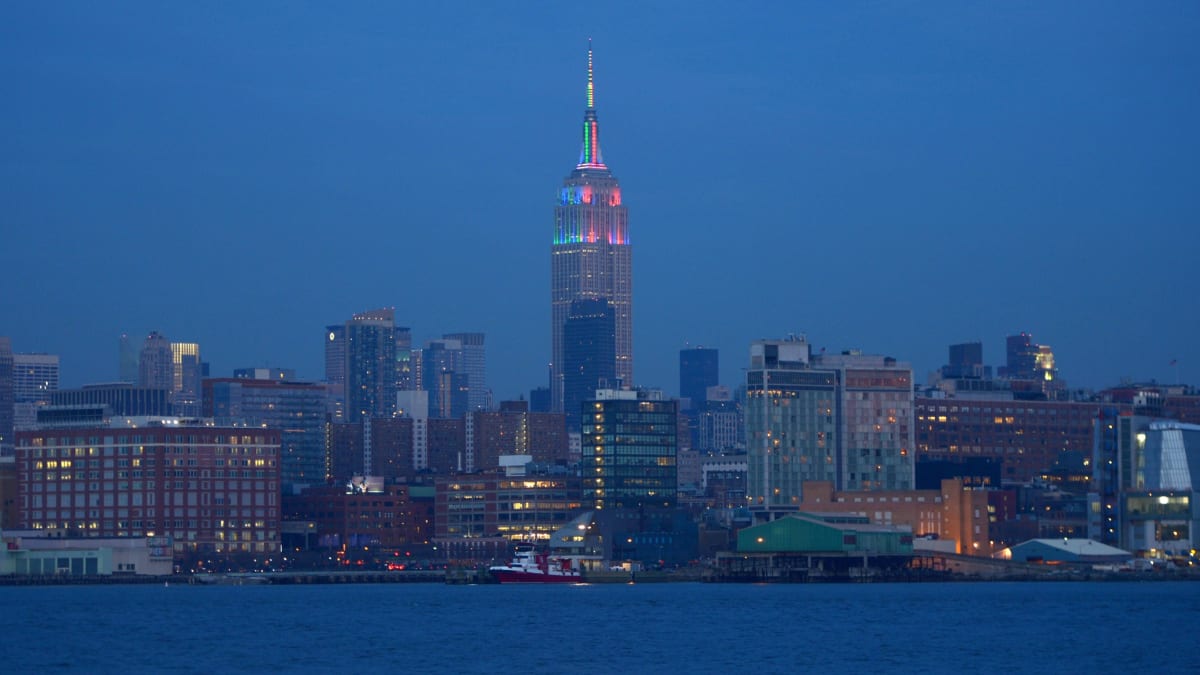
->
[0,337,13,457]
[529,387,551,413]
[562,298,616,430]
[0,455,17,529]
[370,417,416,483]
[915,456,1003,490]
[118,333,138,383]
[427,417,465,474]
[550,42,632,412]
[1004,333,1039,380]
[679,347,719,452]
[679,347,719,407]
[325,421,365,484]
[943,341,987,379]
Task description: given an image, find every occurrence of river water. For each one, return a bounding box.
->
[1,581,1197,673]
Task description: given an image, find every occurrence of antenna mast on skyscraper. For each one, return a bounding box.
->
[587,38,595,110]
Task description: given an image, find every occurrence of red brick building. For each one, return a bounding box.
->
[370,418,414,482]
[800,478,994,555]
[427,418,464,474]
[326,418,418,484]
[326,421,363,482]
[915,398,1099,483]
[16,420,281,555]
[470,408,568,471]
[283,482,433,550]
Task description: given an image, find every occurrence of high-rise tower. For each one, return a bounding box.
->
[680,347,719,407]
[442,332,488,413]
[562,298,616,430]
[138,331,174,392]
[11,353,59,430]
[170,341,202,417]
[345,308,397,422]
[550,41,632,412]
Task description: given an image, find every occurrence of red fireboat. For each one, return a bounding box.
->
[489,544,582,583]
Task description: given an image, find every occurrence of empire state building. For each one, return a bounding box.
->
[551,42,632,414]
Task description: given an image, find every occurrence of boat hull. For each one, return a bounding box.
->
[490,568,581,584]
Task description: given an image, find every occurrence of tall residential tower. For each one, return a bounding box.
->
[550,42,631,412]
[344,308,398,423]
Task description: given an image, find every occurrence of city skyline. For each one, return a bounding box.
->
[2,4,1197,399]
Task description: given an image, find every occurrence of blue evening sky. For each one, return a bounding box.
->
[2,2,1197,398]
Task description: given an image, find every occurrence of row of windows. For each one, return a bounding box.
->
[24,434,273,445]
[917,405,1095,417]
[20,444,278,457]
[27,519,276,531]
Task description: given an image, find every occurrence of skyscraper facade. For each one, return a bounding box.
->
[118,334,139,383]
[1004,333,1038,380]
[442,332,487,412]
[170,341,202,417]
[138,331,174,392]
[816,351,915,492]
[745,336,915,519]
[203,376,329,489]
[1001,332,1064,398]
[11,353,59,430]
[421,337,469,420]
[680,346,720,452]
[50,384,171,417]
[550,42,632,412]
[324,324,346,419]
[745,337,838,515]
[344,308,397,422]
[395,326,414,392]
[679,347,719,407]
[582,388,677,510]
[562,298,616,430]
[696,386,742,453]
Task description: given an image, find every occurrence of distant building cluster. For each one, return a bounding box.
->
[2,45,1198,576]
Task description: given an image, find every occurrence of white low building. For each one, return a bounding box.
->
[0,531,174,576]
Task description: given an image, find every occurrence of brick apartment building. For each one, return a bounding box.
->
[15,419,281,555]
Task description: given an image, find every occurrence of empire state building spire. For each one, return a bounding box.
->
[578,39,605,170]
[551,40,633,418]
